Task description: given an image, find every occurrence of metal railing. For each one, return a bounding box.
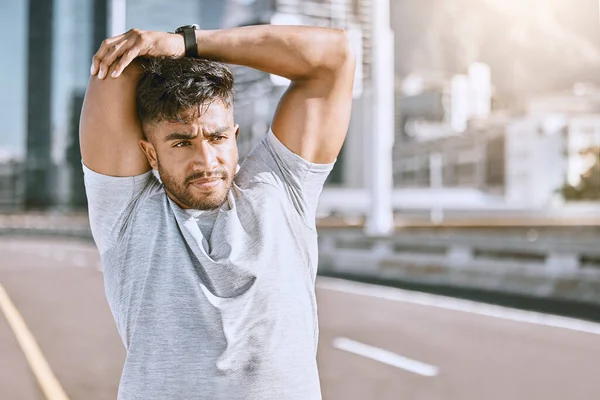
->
[318,228,600,304]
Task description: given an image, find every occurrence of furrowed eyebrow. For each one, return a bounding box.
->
[204,126,230,138]
[164,132,197,142]
[164,127,230,142]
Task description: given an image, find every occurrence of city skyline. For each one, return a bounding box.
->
[1,0,598,211]
[3,0,600,158]
[0,0,222,158]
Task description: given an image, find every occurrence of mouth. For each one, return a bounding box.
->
[189,178,223,191]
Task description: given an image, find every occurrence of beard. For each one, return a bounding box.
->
[157,161,234,210]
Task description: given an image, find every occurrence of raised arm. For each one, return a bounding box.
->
[192,26,356,164]
[81,31,184,176]
[80,62,149,176]
[92,26,355,165]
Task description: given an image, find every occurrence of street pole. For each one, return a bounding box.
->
[365,0,395,236]
[429,152,444,225]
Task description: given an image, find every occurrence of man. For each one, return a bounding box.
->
[81,24,354,400]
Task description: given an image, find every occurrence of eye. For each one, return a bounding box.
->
[174,140,192,148]
[211,136,227,142]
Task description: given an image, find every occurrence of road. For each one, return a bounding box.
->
[1,236,599,400]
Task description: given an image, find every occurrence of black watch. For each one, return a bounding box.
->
[175,24,199,57]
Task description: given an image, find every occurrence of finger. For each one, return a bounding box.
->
[98,39,130,79]
[111,48,141,78]
[107,58,121,80]
[91,34,125,76]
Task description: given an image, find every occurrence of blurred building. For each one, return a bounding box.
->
[522,85,600,202]
[22,0,51,209]
[0,0,242,211]
[4,1,597,213]
[566,116,600,187]
[392,62,500,194]
[2,0,379,210]
[0,0,95,211]
[0,158,24,211]
[397,82,600,208]
[396,62,493,142]
[503,112,600,207]
[504,117,566,207]
[392,118,505,193]
[225,0,374,188]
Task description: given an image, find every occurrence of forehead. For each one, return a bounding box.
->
[150,101,233,136]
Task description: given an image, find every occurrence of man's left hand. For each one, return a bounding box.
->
[91,29,185,79]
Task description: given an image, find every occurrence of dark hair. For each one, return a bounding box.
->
[136,56,234,128]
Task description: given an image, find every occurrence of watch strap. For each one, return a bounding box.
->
[175,25,199,57]
[182,27,197,57]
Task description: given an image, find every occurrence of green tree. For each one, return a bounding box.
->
[562,147,600,200]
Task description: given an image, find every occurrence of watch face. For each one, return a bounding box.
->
[176,24,199,33]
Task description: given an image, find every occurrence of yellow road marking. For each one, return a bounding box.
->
[0,283,70,400]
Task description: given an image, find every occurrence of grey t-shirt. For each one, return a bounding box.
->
[83,130,334,400]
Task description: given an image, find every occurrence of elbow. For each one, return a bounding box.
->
[292,28,356,81]
[323,29,356,73]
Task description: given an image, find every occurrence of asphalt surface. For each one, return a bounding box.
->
[1,236,599,400]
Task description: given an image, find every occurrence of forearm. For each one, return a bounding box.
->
[194,25,352,81]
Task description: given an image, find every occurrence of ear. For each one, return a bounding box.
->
[139,140,159,170]
[233,124,240,140]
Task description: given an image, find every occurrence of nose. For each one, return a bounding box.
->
[193,140,219,170]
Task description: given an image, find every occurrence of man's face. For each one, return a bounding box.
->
[139,101,239,210]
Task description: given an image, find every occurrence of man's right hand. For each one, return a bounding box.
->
[91,29,185,80]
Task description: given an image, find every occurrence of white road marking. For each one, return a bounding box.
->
[0,283,70,400]
[333,337,439,377]
[317,277,600,335]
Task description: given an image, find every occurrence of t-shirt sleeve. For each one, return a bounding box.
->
[82,160,159,255]
[237,129,335,230]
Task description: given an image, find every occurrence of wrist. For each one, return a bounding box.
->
[171,32,186,57]
[193,30,213,57]
[154,32,185,58]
